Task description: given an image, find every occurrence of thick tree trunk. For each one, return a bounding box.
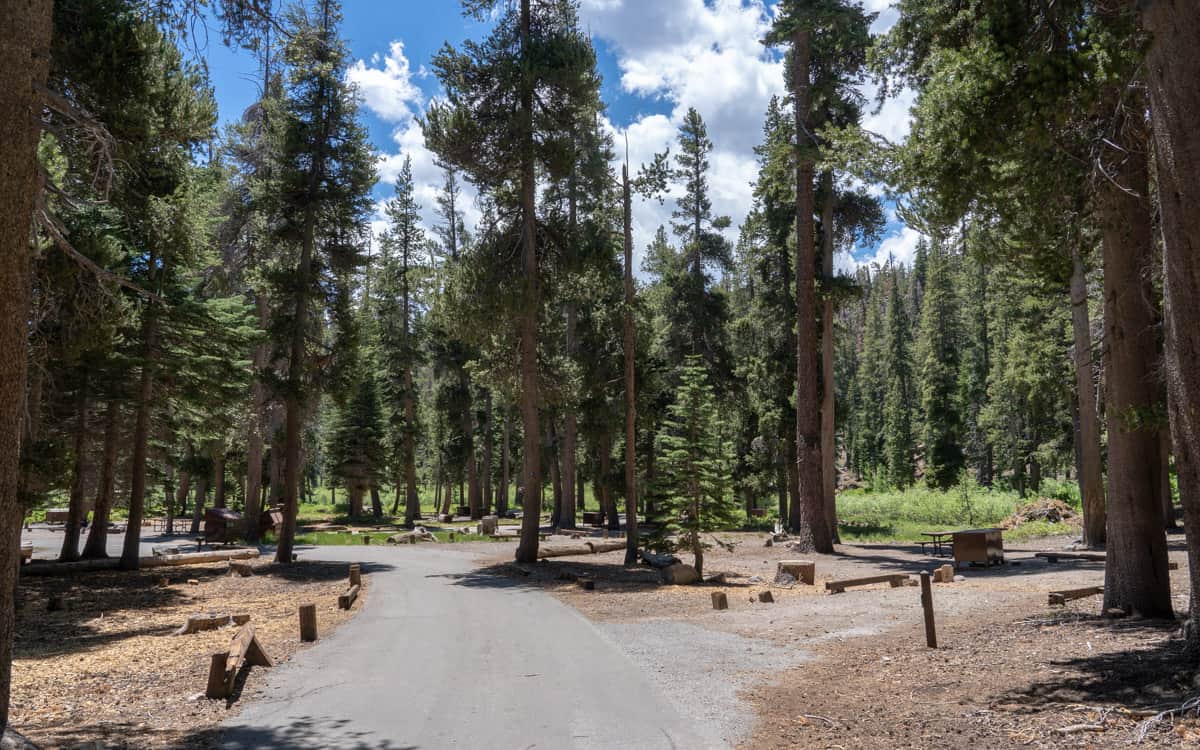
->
[212,448,226,509]
[1140,0,1200,644]
[499,411,510,517]
[370,484,382,520]
[82,402,119,559]
[120,262,161,569]
[789,29,832,553]
[465,388,481,520]
[1099,135,1172,618]
[622,164,638,565]
[243,295,268,543]
[515,0,543,564]
[600,433,619,531]
[440,476,452,517]
[0,2,52,730]
[169,462,190,538]
[60,381,89,562]
[549,425,562,528]
[819,171,838,544]
[190,475,208,536]
[481,392,493,517]
[1157,428,1176,529]
[1069,247,1105,547]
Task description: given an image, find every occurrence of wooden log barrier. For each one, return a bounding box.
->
[1048,586,1104,606]
[349,564,361,587]
[298,603,318,642]
[338,584,361,610]
[825,573,907,594]
[206,624,272,699]
[920,571,937,648]
[1036,551,1179,571]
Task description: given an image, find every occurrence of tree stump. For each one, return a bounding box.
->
[660,563,699,585]
[298,603,318,642]
[711,591,729,610]
[776,560,815,585]
[229,561,253,577]
[757,591,774,603]
[349,564,361,587]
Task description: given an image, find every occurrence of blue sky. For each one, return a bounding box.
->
[201,0,918,273]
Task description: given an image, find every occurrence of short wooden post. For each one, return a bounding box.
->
[349,564,361,587]
[206,651,231,699]
[757,591,774,603]
[919,571,937,648]
[711,591,728,610]
[362,535,371,545]
[299,603,318,642]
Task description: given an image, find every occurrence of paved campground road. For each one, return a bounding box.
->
[218,545,721,750]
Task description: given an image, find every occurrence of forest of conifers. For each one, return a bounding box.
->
[2,0,1200,736]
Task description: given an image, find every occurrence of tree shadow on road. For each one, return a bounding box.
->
[183,715,419,749]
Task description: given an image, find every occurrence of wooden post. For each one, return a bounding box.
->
[920,571,937,648]
[338,584,361,610]
[299,603,318,642]
[711,591,728,610]
[206,651,231,699]
[362,535,371,545]
[757,591,774,603]
[349,564,361,587]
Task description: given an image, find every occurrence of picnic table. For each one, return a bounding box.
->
[918,530,955,557]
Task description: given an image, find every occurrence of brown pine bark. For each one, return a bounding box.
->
[622,164,638,565]
[120,255,162,570]
[1142,0,1200,643]
[1099,129,1171,618]
[549,424,562,528]
[0,2,52,730]
[190,474,208,535]
[1069,247,1105,547]
[243,294,268,542]
[481,392,493,516]
[83,402,119,559]
[60,381,89,562]
[515,0,543,564]
[1157,428,1176,529]
[498,410,510,517]
[788,28,832,553]
[464,379,481,520]
[819,171,838,543]
[212,448,226,509]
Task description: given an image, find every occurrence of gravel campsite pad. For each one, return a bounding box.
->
[12,559,362,749]
[491,530,1197,749]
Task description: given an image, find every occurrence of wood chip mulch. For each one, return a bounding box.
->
[11,558,365,749]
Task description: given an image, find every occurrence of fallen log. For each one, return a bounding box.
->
[338,584,361,610]
[1036,551,1179,570]
[825,573,907,594]
[638,549,680,569]
[175,612,251,635]
[23,548,261,577]
[1048,586,1104,606]
[533,544,594,559]
[585,540,626,554]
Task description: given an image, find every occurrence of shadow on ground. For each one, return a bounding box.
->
[998,615,1195,711]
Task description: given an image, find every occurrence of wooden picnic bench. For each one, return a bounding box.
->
[918,531,955,557]
[825,573,908,594]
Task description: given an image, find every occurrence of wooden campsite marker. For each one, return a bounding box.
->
[920,571,937,648]
[298,603,318,642]
[711,591,729,610]
[349,563,361,587]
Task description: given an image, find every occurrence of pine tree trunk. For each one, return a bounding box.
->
[464,382,481,520]
[1158,428,1176,529]
[622,164,638,565]
[60,381,89,562]
[1141,0,1200,645]
[402,254,419,525]
[0,1,51,731]
[499,411,510,517]
[440,476,452,517]
[549,424,562,528]
[600,432,619,531]
[515,0,543,564]
[1069,247,1105,547]
[1099,132,1172,618]
[370,484,382,519]
[212,449,226,509]
[82,402,119,559]
[481,392,493,517]
[120,255,162,570]
[789,28,831,553]
[820,171,838,544]
[244,297,268,542]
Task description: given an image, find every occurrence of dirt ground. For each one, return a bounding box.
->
[487,530,1199,748]
[11,556,364,749]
